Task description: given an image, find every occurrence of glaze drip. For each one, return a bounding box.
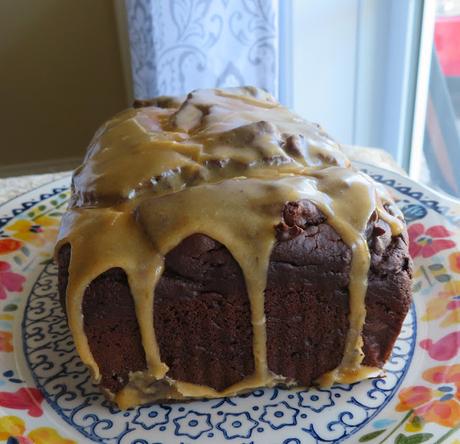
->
[56,87,403,408]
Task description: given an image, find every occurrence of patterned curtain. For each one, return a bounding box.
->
[125,0,279,99]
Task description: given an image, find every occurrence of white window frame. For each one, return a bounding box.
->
[408,0,437,179]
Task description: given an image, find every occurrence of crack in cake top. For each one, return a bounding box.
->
[70,87,350,208]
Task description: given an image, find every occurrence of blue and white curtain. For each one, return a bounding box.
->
[125,0,279,99]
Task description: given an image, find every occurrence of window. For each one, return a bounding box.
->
[411,0,460,198]
[287,0,459,199]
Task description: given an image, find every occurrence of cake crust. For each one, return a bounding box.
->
[55,86,412,407]
[57,200,411,396]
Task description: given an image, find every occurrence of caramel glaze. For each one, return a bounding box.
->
[55,86,405,408]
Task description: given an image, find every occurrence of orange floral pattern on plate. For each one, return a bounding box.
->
[0,415,75,443]
[422,280,460,327]
[0,239,22,255]
[397,364,460,429]
[6,216,59,248]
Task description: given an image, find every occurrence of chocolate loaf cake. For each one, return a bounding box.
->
[56,87,412,408]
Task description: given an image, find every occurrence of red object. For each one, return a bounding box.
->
[407,223,456,258]
[0,387,44,417]
[420,331,460,361]
[435,16,460,76]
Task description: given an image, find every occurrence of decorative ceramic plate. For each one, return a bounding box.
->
[0,163,459,444]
